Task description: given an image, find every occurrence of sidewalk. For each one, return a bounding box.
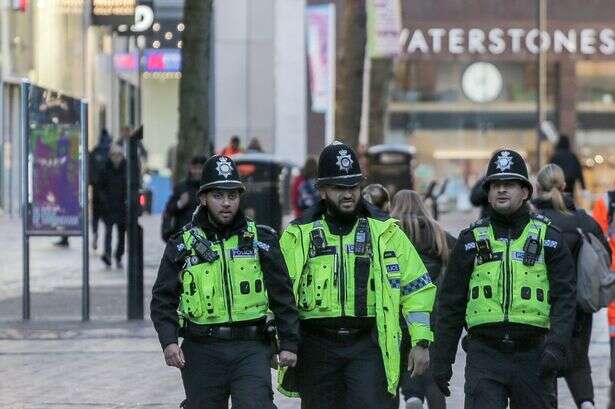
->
[0,210,611,408]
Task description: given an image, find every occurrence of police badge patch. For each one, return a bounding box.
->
[216,157,233,179]
[336,149,354,173]
[494,151,513,172]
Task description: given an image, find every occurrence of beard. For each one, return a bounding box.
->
[325,198,359,223]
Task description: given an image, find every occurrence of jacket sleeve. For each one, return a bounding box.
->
[257,226,300,354]
[592,197,609,234]
[579,209,612,259]
[150,238,183,350]
[433,230,475,365]
[390,227,436,346]
[279,224,308,290]
[543,226,576,349]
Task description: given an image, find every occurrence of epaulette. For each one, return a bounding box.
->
[169,223,193,241]
[469,217,490,230]
[530,213,551,225]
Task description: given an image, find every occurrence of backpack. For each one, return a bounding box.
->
[576,227,615,312]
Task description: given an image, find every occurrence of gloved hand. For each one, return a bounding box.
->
[431,360,452,397]
[539,344,565,377]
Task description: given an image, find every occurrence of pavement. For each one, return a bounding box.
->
[0,210,611,408]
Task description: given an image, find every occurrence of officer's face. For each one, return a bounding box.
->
[488,180,529,215]
[320,185,362,215]
[200,189,241,226]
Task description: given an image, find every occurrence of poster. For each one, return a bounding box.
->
[366,0,402,58]
[26,85,83,234]
[306,4,335,114]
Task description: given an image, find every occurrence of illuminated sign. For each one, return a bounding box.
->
[143,49,181,72]
[91,0,136,26]
[113,52,138,73]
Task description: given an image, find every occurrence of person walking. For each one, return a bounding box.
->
[291,156,319,218]
[278,142,436,409]
[391,189,456,409]
[549,135,586,197]
[220,135,243,157]
[99,144,127,269]
[150,154,300,409]
[362,184,391,213]
[534,164,610,409]
[432,149,577,409]
[161,155,206,242]
[89,128,112,250]
[591,187,615,405]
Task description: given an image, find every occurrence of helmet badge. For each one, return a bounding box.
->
[336,149,354,173]
[216,157,233,179]
[494,151,513,172]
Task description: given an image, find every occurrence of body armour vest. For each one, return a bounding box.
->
[467,216,550,329]
[298,218,377,320]
[179,221,269,325]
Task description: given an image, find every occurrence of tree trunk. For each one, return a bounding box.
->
[335,0,366,149]
[175,0,213,182]
[368,58,393,146]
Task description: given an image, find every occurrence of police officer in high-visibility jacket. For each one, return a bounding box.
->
[151,155,300,409]
[432,149,577,409]
[278,142,436,409]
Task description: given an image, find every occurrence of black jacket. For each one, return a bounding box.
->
[411,218,457,284]
[99,159,127,223]
[549,150,586,194]
[150,208,300,353]
[433,204,576,366]
[162,178,201,241]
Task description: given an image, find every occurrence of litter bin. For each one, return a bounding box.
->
[235,153,294,233]
[366,144,416,197]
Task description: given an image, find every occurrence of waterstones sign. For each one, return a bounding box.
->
[400,27,615,56]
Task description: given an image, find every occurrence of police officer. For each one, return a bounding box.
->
[278,143,436,408]
[151,155,300,409]
[432,149,577,409]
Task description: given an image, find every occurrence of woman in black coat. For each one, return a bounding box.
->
[390,189,456,409]
[533,164,611,409]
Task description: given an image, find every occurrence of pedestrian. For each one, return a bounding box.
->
[278,142,436,408]
[432,149,577,409]
[591,185,615,404]
[99,144,127,269]
[549,134,586,197]
[469,175,490,218]
[220,135,243,157]
[291,156,318,218]
[150,154,300,409]
[534,163,610,409]
[246,137,264,153]
[391,189,455,409]
[89,128,113,250]
[161,155,206,242]
[362,183,391,212]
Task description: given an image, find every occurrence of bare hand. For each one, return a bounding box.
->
[164,343,185,369]
[408,345,430,378]
[277,350,298,368]
[177,192,190,209]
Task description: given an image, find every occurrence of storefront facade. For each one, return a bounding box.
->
[388,0,615,192]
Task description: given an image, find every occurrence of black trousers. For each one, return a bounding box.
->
[103,219,126,261]
[296,330,396,409]
[464,337,556,409]
[559,312,594,407]
[180,338,276,409]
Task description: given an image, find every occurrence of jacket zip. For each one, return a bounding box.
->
[339,235,346,316]
[219,240,234,322]
[503,229,512,322]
